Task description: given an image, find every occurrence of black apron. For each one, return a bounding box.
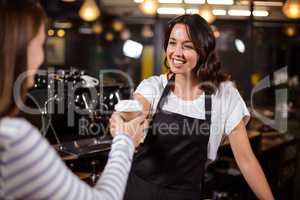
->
[124,75,211,200]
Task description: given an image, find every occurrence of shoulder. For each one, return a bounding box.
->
[135,74,167,94]
[140,74,167,87]
[215,81,241,101]
[0,117,34,132]
[135,74,168,107]
[212,81,247,115]
[217,81,237,95]
[0,117,38,141]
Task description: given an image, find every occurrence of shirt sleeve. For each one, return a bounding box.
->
[93,134,135,199]
[134,76,163,105]
[224,86,250,136]
[1,119,134,200]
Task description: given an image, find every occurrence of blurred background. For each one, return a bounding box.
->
[39,0,300,101]
[27,0,300,199]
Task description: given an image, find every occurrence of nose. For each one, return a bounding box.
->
[173,44,183,57]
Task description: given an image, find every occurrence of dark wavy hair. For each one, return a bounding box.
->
[0,0,46,117]
[164,14,229,94]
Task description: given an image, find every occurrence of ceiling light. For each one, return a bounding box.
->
[283,0,300,19]
[207,0,233,5]
[79,25,93,34]
[123,40,143,59]
[79,0,100,22]
[105,32,114,41]
[239,1,283,6]
[112,20,125,32]
[186,8,199,14]
[57,29,65,38]
[228,9,251,16]
[254,1,283,7]
[184,0,205,4]
[253,10,269,17]
[92,22,103,34]
[211,25,220,38]
[53,21,73,29]
[284,25,297,37]
[157,7,185,14]
[198,4,216,24]
[48,29,55,37]
[158,0,182,3]
[121,29,131,40]
[235,39,245,53]
[141,25,154,38]
[212,9,226,16]
[140,0,158,15]
[134,0,144,2]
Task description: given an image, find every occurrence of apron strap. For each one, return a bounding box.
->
[204,95,212,124]
[156,74,175,112]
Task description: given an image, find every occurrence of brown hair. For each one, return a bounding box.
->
[164,14,229,94]
[0,1,46,118]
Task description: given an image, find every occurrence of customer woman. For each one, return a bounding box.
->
[118,14,274,200]
[0,1,147,200]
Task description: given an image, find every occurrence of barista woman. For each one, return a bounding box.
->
[118,14,274,200]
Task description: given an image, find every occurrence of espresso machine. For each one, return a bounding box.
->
[22,68,132,184]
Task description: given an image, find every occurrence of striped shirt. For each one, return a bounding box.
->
[0,117,135,200]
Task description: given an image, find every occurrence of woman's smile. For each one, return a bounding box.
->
[171,58,186,68]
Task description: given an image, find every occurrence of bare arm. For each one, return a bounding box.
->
[228,120,275,200]
[134,93,151,116]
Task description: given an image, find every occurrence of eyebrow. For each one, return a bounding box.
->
[169,37,193,44]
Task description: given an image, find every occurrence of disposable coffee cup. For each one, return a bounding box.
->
[114,100,143,122]
[114,100,147,144]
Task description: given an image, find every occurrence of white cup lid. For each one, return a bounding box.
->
[115,100,142,112]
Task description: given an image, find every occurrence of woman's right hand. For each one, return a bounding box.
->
[109,112,148,147]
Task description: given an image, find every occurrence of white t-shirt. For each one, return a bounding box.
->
[134,74,250,161]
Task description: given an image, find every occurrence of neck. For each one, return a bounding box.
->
[172,73,202,100]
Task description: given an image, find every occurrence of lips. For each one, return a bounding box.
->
[171,58,185,68]
[173,59,184,64]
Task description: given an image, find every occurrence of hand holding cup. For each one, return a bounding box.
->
[109,100,148,147]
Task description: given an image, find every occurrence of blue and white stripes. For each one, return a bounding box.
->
[0,117,134,200]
